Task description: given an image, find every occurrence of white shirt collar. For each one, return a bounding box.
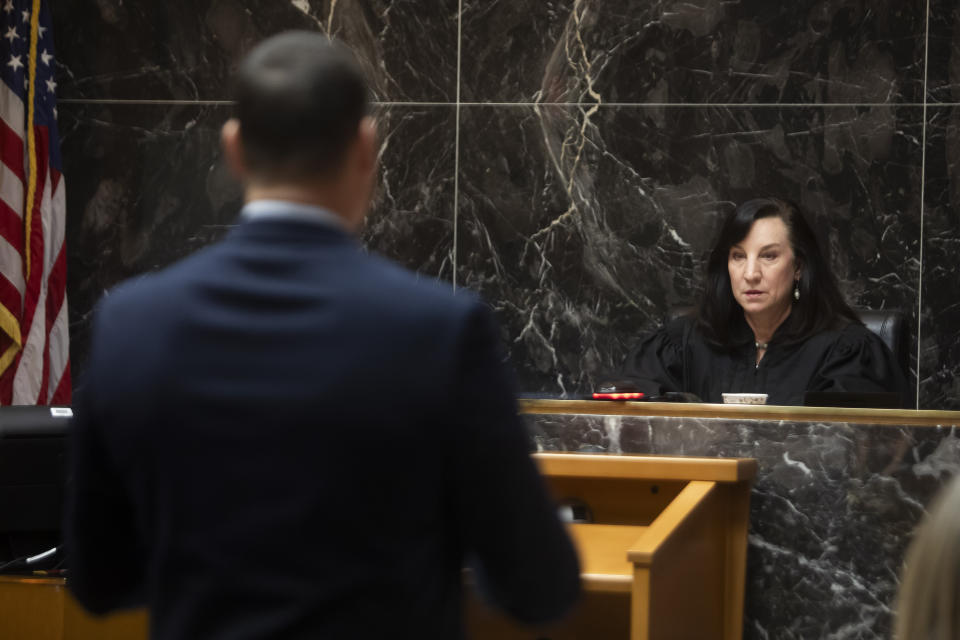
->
[240,200,348,230]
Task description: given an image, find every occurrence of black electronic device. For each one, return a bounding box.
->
[0,406,72,566]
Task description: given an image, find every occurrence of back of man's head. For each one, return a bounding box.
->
[235,31,369,183]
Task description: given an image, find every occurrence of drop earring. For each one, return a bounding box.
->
[793,281,800,301]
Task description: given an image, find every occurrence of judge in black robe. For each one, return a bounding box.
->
[621,198,909,407]
[622,313,908,406]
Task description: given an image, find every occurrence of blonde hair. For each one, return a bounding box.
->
[895,474,960,640]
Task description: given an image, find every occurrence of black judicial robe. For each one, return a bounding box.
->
[622,315,909,406]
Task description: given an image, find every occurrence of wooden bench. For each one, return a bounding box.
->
[0,575,147,640]
[467,452,758,640]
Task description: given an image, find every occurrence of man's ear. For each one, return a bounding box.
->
[221,118,248,181]
[354,116,377,177]
[339,116,378,230]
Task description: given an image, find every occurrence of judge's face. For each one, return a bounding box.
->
[727,216,799,321]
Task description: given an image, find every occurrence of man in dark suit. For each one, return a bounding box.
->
[66,31,579,639]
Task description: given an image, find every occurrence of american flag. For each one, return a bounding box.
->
[0,0,69,405]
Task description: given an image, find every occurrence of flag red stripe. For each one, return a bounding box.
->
[40,241,67,404]
[0,336,14,404]
[0,119,25,181]
[49,165,60,194]
[0,271,22,317]
[0,201,24,251]
[45,239,65,326]
[44,175,69,405]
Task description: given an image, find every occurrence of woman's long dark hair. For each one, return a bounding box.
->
[696,198,861,347]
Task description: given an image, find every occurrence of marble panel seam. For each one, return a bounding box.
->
[916,0,932,410]
[452,0,463,290]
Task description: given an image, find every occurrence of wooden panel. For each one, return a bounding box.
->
[631,568,652,640]
[634,481,725,640]
[626,481,719,639]
[63,595,147,640]
[536,453,757,483]
[466,589,631,640]
[625,480,752,640]
[466,454,756,639]
[547,476,685,526]
[520,398,960,427]
[0,577,65,640]
[0,577,147,640]
[722,483,751,640]
[568,524,645,593]
[627,481,716,566]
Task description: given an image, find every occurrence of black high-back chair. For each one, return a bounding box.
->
[857,309,909,379]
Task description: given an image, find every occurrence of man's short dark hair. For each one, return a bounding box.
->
[235,31,369,181]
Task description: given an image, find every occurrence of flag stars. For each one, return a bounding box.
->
[38,25,46,37]
[40,49,52,66]
[20,9,28,22]
[45,77,56,93]
[2,0,12,15]
[7,54,23,72]
[4,26,18,44]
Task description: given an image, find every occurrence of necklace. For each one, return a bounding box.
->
[755,341,769,350]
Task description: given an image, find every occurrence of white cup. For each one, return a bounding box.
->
[722,393,768,405]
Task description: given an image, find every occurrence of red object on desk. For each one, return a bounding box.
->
[592,392,645,400]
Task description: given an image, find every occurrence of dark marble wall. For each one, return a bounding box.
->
[528,409,960,639]
[53,1,960,407]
